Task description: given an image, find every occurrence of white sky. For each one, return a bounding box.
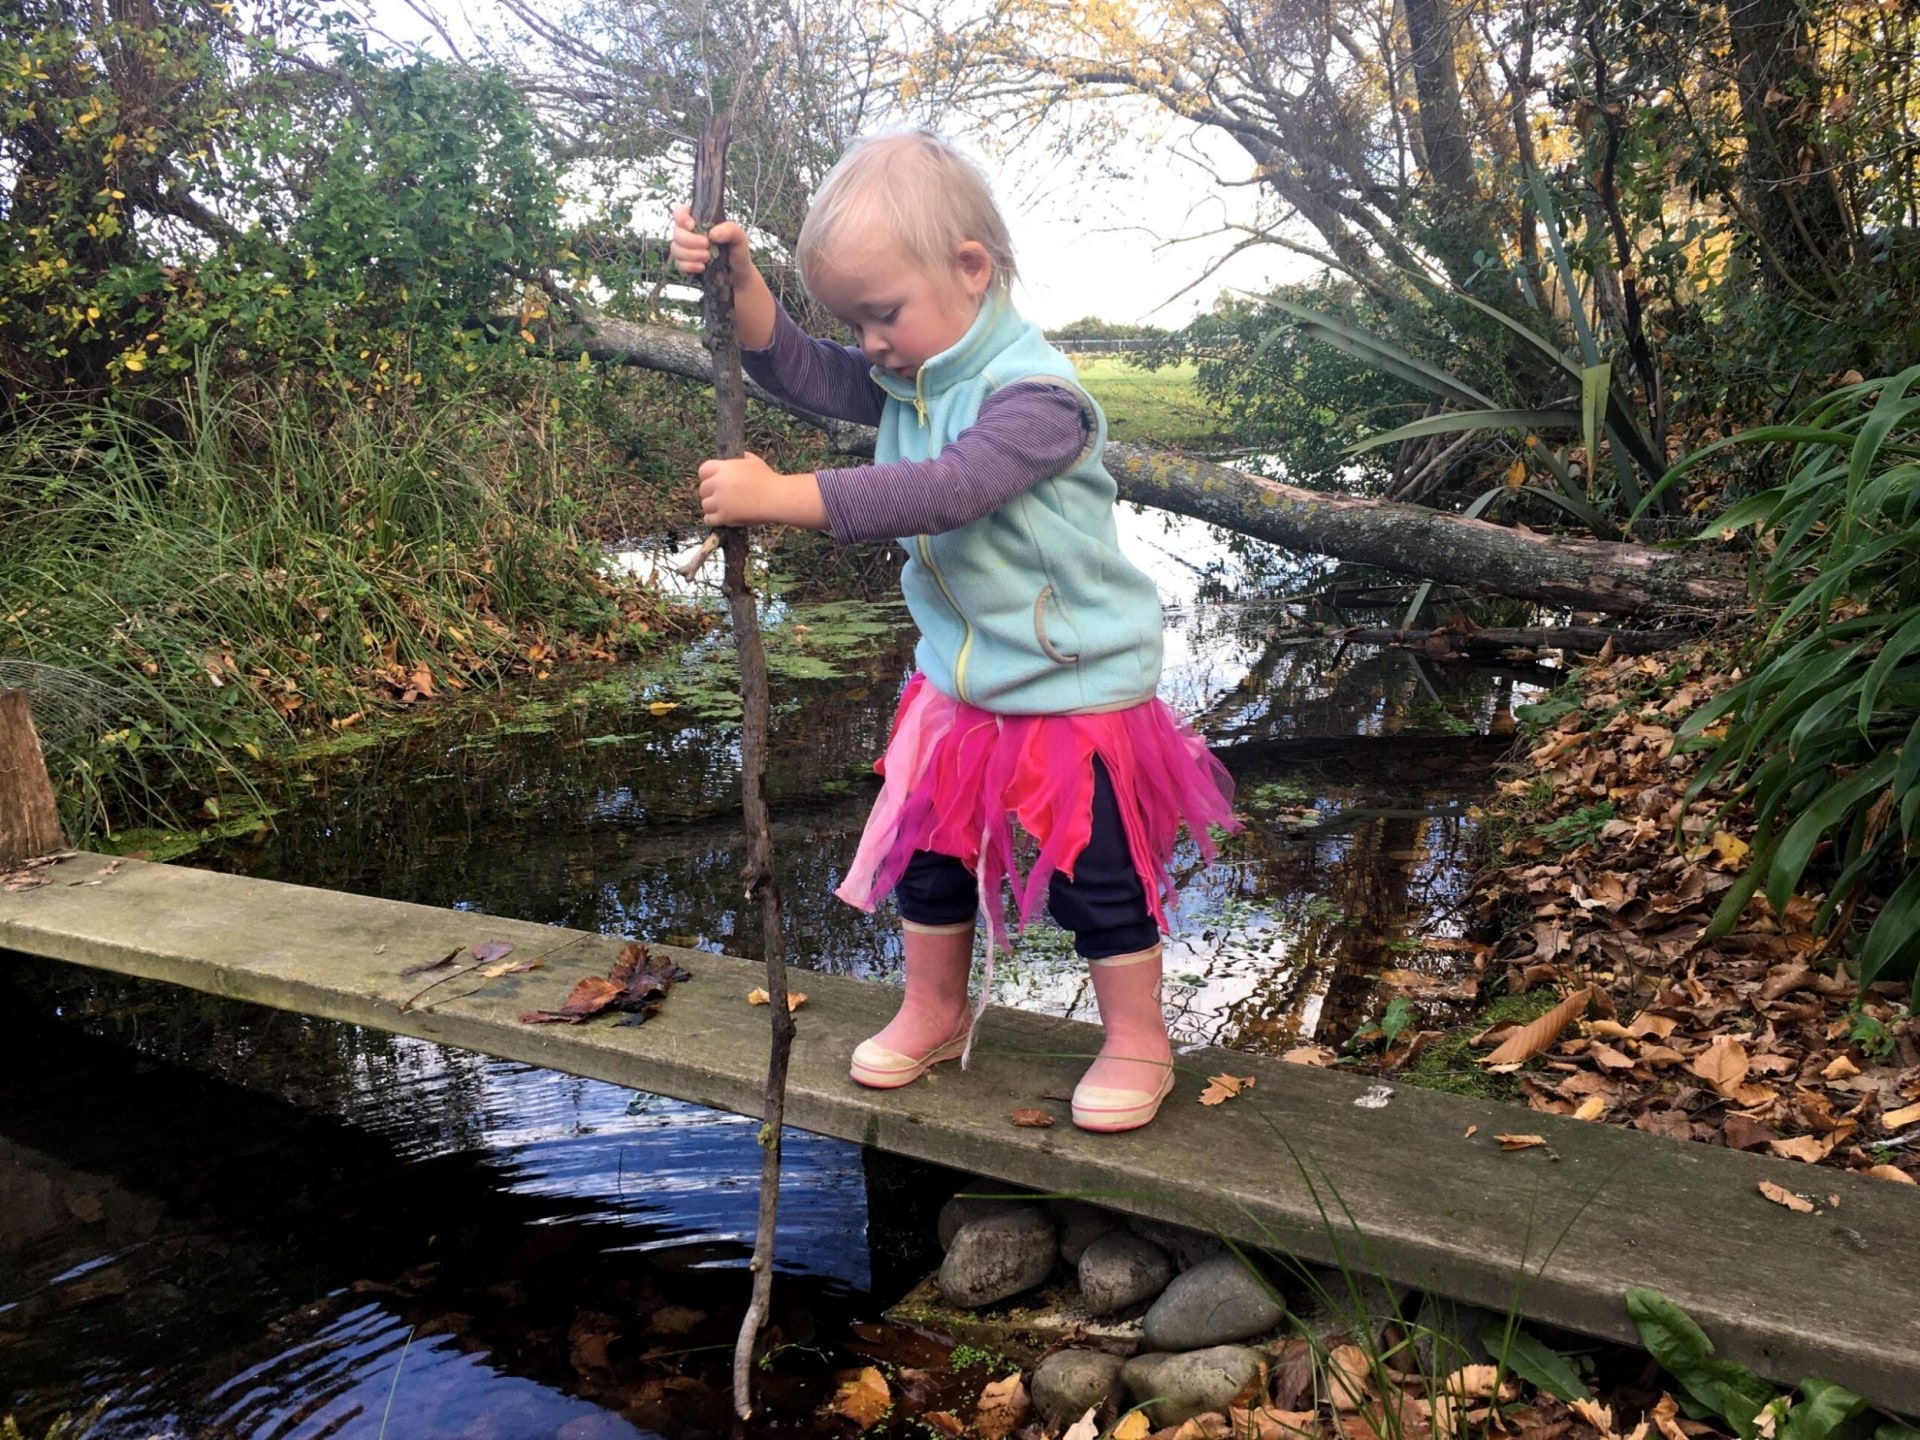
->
[363,1,1312,328]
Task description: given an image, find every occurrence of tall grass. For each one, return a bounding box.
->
[0,369,660,835]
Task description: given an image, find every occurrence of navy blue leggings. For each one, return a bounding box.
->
[892,758,1161,960]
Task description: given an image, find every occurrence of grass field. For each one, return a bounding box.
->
[1069,355,1230,450]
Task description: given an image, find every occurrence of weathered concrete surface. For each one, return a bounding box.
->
[3,854,1917,1410]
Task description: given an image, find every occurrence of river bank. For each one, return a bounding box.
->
[1366,641,1920,1187]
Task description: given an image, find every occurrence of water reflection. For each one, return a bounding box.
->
[4,510,1543,1436]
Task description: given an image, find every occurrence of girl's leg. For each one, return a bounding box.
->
[1047,760,1173,1132]
[851,851,978,1089]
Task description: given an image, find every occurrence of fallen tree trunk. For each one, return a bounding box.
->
[1324,624,1692,656]
[553,314,1748,622]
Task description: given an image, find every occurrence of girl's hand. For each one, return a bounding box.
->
[697,453,827,530]
[669,203,751,277]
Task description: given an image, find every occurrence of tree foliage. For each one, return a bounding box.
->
[1,0,568,405]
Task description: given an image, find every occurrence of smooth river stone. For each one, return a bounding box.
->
[1077,1232,1173,1316]
[1030,1349,1128,1427]
[1120,1345,1264,1426]
[1142,1253,1285,1350]
[937,1206,1058,1307]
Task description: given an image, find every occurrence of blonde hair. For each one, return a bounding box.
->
[797,132,1017,297]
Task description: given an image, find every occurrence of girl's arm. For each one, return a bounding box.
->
[697,383,1087,537]
[669,206,882,425]
[815,384,1088,542]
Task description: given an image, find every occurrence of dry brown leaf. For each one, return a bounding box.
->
[1882,1101,1920,1130]
[1228,1408,1319,1440]
[481,957,543,978]
[1009,1108,1055,1128]
[1821,1055,1861,1080]
[973,1374,1031,1440]
[1112,1411,1154,1440]
[1767,1134,1836,1164]
[1689,1036,1751,1097]
[747,987,807,1011]
[1650,1395,1690,1440]
[1757,1179,1814,1213]
[1199,1074,1255,1105]
[1496,1133,1549,1150]
[1282,1045,1339,1067]
[1464,1124,1478,1139]
[1436,1364,1510,1401]
[1481,987,1594,1067]
[1627,1011,1678,1040]
[1172,1415,1233,1440]
[831,1366,891,1428]
[1864,1164,1916,1184]
[924,1413,966,1438]
[1324,1344,1374,1411]
[1062,1406,1103,1440]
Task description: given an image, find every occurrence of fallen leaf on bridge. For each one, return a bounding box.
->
[747,987,806,1011]
[1495,1133,1548,1150]
[481,956,541,978]
[400,946,463,977]
[1008,1108,1054,1127]
[1757,1179,1814,1212]
[470,940,513,963]
[1200,1074,1255,1105]
[520,942,690,1026]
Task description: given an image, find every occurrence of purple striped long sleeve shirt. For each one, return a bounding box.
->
[741,301,1089,544]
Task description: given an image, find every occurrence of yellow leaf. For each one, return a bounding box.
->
[1572,1095,1607,1122]
[1505,459,1526,489]
[648,700,678,715]
[121,353,145,372]
[1112,1412,1152,1440]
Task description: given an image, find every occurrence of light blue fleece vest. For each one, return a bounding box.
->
[870,293,1163,714]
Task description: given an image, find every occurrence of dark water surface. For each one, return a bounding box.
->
[2,511,1542,1437]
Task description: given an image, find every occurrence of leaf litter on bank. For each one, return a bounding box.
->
[1450,646,1920,1181]
[520,941,691,1025]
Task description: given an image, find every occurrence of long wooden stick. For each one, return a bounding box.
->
[693,114,796,1423]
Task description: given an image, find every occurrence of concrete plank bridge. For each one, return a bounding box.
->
[3,853,1917,1413]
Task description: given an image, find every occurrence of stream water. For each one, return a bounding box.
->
[1,510,1546,1439]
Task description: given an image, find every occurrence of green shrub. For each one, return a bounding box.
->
[1650,366,1920,988]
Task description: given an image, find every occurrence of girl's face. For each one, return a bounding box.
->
[809,236,993,382]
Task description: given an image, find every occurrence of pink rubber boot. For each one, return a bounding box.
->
[850,920,976,1088]
[1073,945,1175,1131]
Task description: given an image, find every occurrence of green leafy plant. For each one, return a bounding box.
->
[1626,1289,1918,1440]
[1646,367,1920,988]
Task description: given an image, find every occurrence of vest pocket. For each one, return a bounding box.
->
[1032,585,1079,664]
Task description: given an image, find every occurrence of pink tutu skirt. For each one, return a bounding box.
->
[834,674,1238,936]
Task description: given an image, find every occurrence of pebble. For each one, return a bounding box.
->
[1121,1345,1263,1426]
[1077,1233,1173,1316]
[1142,1254,1285,1351]
[938,1207,1058,1307]
[1030,1349,1128,1426]
[1125,1215,1226,1271]
[937,1192,1033,1251]
[1050,1199,1123,1264]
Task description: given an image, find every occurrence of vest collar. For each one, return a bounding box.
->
[868,291,1026,412]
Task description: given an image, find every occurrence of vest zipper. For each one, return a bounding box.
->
[916,534,973,703]
[913,372,929,427]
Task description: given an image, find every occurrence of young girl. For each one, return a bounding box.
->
[669,131,1235,1132]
